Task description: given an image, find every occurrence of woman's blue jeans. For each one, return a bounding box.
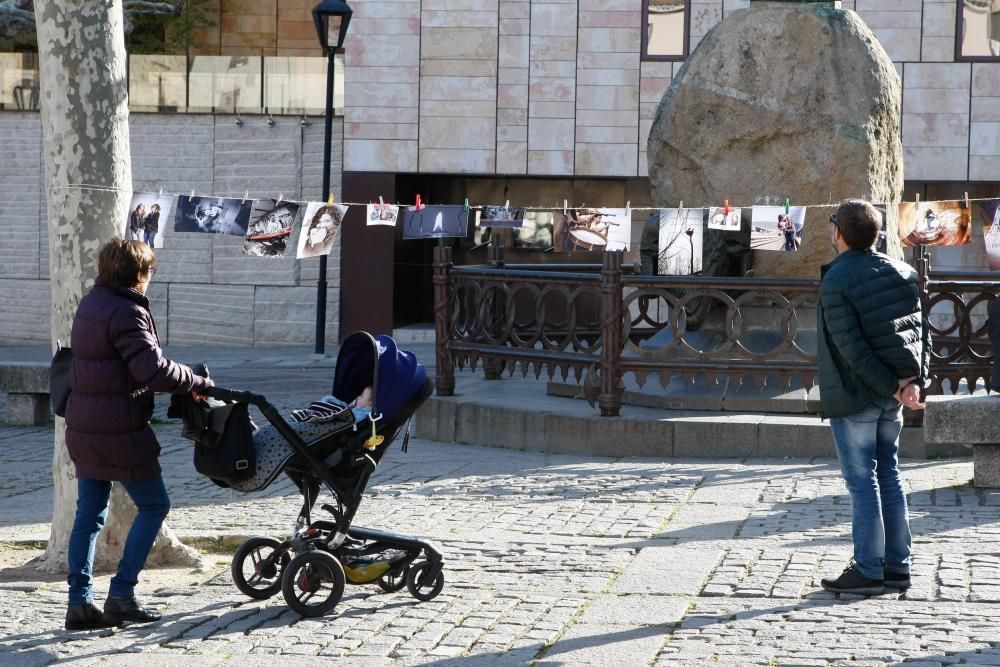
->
[829,397,912,580]
[67,477,171,605]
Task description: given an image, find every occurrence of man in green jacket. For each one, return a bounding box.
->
[817,199,928,595]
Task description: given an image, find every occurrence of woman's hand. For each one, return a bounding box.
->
[192,378,214,401]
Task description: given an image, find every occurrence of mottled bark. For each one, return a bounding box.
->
[33,0,204,575]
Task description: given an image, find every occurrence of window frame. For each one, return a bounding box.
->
[641,0,691,62]
[954,0,1000,62]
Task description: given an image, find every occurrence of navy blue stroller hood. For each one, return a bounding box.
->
[333,332,426,422]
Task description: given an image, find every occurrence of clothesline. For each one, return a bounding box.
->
[52,183,996,211]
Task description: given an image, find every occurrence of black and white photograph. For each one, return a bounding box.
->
[750,205,805,252]
[512,211,555,250]
[124,192,175,248]
[479,204,525,229]
[657,208,704,275]
[173,195,253,236]
[367,203,400,226]
[243,199,301,257]
[296,202,346,259]
[402,205,469,239]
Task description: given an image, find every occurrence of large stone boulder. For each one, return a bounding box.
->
[647,3,904,279]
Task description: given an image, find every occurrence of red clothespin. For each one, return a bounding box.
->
[724,199,730,215]
[414,194,424,211]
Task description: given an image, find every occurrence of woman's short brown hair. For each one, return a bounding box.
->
[98,239,155,288]
[833,200,881,250]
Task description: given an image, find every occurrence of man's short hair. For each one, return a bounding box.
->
[833,200,881,250]
[98,239,155,288]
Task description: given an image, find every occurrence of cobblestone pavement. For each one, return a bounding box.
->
[1,352,1000,665]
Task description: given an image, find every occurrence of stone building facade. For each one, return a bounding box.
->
[1,0,997,345]
[0,112,343,346]
[343,0,999,184]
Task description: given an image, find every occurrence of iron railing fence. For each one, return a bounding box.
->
[433,246,1000,417]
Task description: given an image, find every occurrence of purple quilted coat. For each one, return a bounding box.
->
[66,280,209,482]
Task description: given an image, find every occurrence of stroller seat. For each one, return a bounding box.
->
[229,411,356,493]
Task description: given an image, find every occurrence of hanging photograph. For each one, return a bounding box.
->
[512,210,555,250]
[366,203,400,226]
[657,208,704,275]
[977,198,1000,270]
[402,205,469,239]
[899,200,972,247]
[553,208,631,253]
[243,199,301,257]
[173,195,252,236]
[750,206,806,252]
[707,206,742,231]
[124,192,175,248]
[296,202,347,259]
[871,203,890,253]
[479,204,526,229]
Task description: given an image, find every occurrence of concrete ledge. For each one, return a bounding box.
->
[0,362,50,394]
[416,376,935,459]
[924,394,1000,445]
[0,362,51,425]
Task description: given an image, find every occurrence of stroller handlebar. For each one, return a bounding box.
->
[204,385,267,406]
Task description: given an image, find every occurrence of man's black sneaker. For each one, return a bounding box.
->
[103,597,161,625]
[65,602,115,631]
[883,571,911,590]
[820,564,884,595]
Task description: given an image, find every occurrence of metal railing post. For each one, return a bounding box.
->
[598,251,623,417]
[483,245,505,380]
[433,245,455,396]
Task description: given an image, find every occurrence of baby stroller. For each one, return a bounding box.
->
[195,332,442,617]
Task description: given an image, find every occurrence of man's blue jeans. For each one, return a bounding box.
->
[829,397,912,580]
[67,477,171,605]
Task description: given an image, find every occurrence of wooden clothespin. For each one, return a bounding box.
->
[327,193,335,206]
[504,199,509,210]
[378,195,385,211]
[189,189,195,199]
[625,200,631,217]
[563,199,568,215]
[242,190,248,204]
[679,200,684,211]
[963,192,970,209]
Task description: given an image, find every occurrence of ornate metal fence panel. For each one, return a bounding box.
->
[925,271,1000,394]
[433,247,1000,417]
[617,275,820,395]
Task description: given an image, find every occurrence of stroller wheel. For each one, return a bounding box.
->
[281,550,346,617]
[376,564,409,593]
[232,537,289,600]
[406,561,444,602]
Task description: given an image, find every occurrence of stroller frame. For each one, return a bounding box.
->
[207,344,443,617]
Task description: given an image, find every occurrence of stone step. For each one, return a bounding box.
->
[414,374,962,460]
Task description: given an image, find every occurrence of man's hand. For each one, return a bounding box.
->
[893,376,925,410]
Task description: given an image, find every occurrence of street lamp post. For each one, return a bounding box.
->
[312,0,353,355]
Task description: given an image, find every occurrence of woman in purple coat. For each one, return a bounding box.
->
[64,240,213,631]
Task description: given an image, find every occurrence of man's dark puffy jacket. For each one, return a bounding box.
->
[66,280,208,482]
[817,249,929,419]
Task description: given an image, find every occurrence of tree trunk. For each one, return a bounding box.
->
[33,0,205,574]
